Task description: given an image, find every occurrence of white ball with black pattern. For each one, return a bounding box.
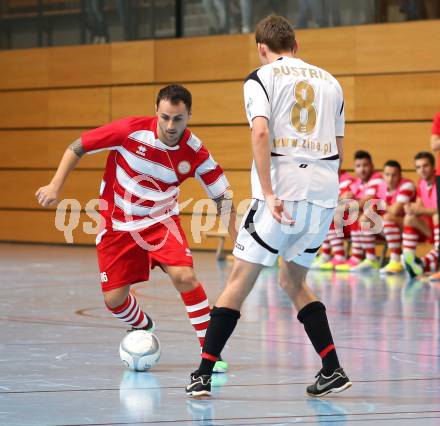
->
[119,330,161,372]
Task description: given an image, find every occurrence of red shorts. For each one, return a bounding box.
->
[329,219,357,238]
[96,217,193,292]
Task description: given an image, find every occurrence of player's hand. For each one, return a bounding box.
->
[265,193,295,225]
[35,184,59,208]
[404,203,418,215]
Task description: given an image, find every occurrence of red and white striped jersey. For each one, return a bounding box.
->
[81,116,229,232]
[372,178,416,206]
[349,172,383,200]
[339,171,354,197]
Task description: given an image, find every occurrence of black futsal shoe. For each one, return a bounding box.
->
[186,371,212,397]
[307,367,352,397]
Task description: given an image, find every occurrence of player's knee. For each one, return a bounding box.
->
[173,269,198,292]
[278,271,304,292]
[404,214,416,226]
[434,213,439,226]
[382,212,393,222]
[103,287,130,309]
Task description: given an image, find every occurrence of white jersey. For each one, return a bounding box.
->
[244,56,344,207]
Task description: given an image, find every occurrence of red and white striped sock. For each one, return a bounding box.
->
[383,221,402,262]
[351,227,364,261]
[327,228,346,261]
[321,237,332,262]
[422,228,440,272]
[361,230,377,261]
[106,293,150,329]
[180,284,211,348]
[423,249,438,272]
[402,225,419,255]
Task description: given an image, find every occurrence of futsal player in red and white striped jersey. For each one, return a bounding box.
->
[36,85,237,373]
[402,152,439,277]
[357,160,416,274]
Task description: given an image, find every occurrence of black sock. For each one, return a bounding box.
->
[297,301,340,375]
[197,306,240,376]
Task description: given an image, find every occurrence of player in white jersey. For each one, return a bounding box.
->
[186,15,351,398]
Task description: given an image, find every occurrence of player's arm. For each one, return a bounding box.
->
[213,189,238,243]
[35,139,84,207]
[251,116,287,223]
[431,134,440,152]
[192,144,238,242]
[430,113,440,152]
[419,206,437,216]
[406,197,437,216]
[387,202,405,216]
[335,82,345,170]
[336,137,344,170]
[391,182,416,216]
[252,116,272,197]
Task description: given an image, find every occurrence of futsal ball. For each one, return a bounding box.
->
[119,330,161,372]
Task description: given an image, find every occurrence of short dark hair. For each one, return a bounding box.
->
[384,160,402,172]
[354,150,372,162]
[156,84,192,111]
[414,151,435,166]
[255,15,296,53]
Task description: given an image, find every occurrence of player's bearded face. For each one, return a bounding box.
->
[156,100,190,146]
[354,159,373,181]
[415,159,433,180]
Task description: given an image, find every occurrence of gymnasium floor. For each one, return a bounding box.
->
[1,243,440,425]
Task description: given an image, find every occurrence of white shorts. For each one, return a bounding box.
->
[233,199,334,267]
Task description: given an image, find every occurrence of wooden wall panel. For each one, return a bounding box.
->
[293,26,357,76]
[344,122,433,169]
[339,76,355,122]
[403,171,418,183]
[0,88,110,129]
[48,45,112,87]
[0,48,49,89]
[186,82,246,124]
[0,210,99,244]
[0,130,107,169]
[194,126,252,169]
[48,88,110,127]
[155,34,251,82]
[0,170,103,209]
[0,91,49,128]
[0,20,439,92]
[111,40,155,84]
[110,86,158,120]
[355,21,440,74]
[354,72,440,121]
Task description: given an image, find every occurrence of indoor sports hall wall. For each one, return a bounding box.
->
[0,20,439,249]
